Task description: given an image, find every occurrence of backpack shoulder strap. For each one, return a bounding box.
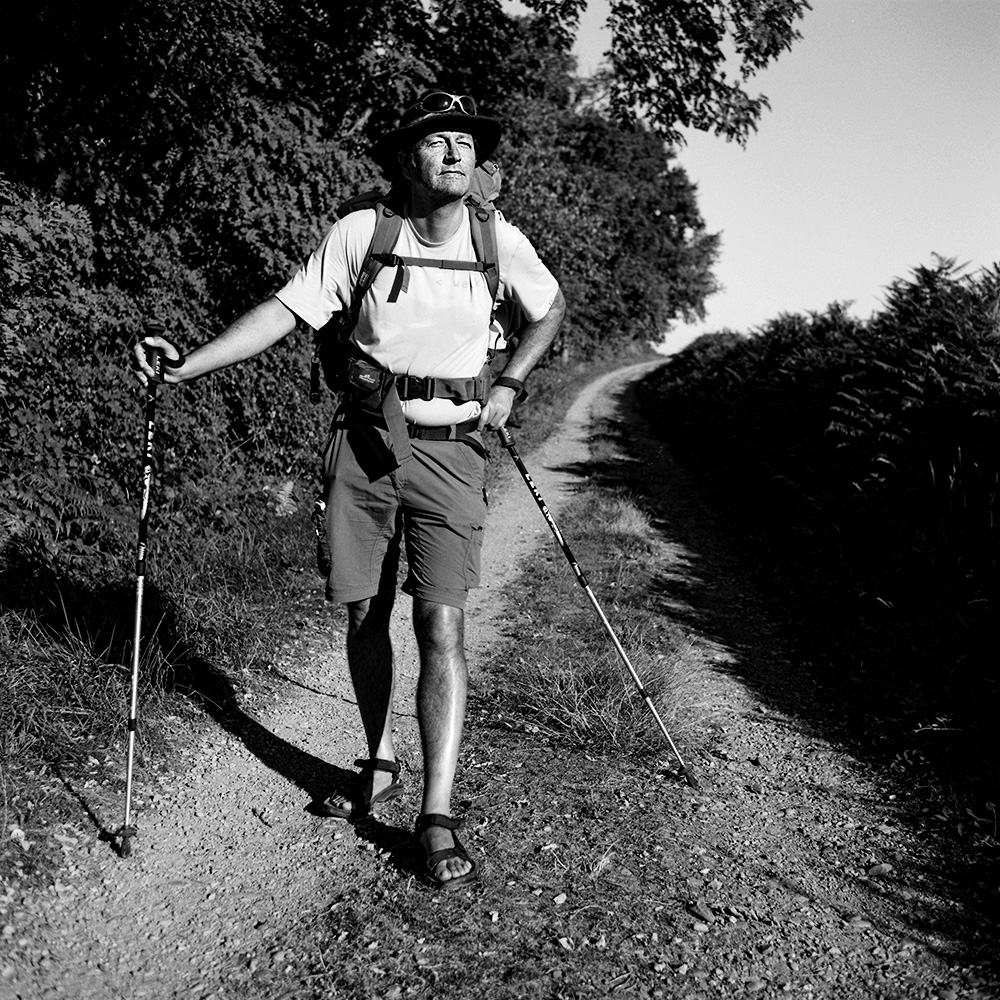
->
[366,204,501,305]
[468,203,500,307]
[348,203,403,327]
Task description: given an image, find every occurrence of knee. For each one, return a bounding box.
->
[348,596,393,640]
[414,600,466,660]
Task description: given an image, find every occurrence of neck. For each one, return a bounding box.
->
[406,190,466,242]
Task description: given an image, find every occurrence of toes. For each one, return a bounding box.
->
[433,856,472,882]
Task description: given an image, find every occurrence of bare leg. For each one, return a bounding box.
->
[413,598,473,882]
[324,591,397,811]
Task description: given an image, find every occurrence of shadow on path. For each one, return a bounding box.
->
[534,372,999,979]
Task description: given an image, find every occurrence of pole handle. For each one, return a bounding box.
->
[144,344,165,383]
[497,426,515,449]
[141,322,185,383]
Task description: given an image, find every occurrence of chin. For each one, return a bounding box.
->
[437,175,470,193]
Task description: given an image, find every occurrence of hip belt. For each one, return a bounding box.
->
[343,355,490,406]
[406,419,480,442]
[340,354,490,474]
[396,373,490,403]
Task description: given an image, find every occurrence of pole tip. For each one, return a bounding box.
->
[119,824,138,858]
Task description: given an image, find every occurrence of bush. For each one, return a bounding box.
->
[639,259,1000,794]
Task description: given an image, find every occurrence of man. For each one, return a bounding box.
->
[134,90,565,889]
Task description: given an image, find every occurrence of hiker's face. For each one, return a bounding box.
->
[402,131,475,203]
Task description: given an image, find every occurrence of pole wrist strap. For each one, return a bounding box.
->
[493,376,528,402]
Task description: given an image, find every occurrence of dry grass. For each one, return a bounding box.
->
[480,487,713,760]
[0,604,171,764]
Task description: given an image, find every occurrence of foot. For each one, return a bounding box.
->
[415,814,479,888]
[316,758,403,819]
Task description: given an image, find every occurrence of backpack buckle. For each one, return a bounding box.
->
[397,375,435,402]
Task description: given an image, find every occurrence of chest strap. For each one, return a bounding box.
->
[372,252,496,303]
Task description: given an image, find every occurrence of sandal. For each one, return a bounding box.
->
[414,813,480,890]
[315,758,403,819]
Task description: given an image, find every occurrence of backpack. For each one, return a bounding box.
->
[309,162,518,576]
[308,160,518,404]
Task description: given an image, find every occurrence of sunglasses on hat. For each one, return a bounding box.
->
[403,91,478,121]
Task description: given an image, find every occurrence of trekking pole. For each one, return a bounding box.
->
[496,426,699,789]
[120,325,179,858]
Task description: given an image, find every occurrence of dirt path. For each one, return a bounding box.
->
[1,361,994,1000]
[0,362,657,1000]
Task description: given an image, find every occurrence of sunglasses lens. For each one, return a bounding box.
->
[422,92,455,112]
[458,96,476,114]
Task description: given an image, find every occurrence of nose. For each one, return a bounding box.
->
[443,138,462,161]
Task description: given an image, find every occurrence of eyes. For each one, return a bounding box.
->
[419,134,474,154]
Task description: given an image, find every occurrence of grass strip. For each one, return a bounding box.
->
[472,486,714,761]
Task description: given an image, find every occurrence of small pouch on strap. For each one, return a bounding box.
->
[345,356,389,408]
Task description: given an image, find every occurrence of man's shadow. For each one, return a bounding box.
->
[145,599,420,874]
[0,551,418,875]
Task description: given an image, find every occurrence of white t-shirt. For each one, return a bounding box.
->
[276,207,559,425]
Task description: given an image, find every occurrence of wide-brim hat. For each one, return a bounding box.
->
[371,90,502,171]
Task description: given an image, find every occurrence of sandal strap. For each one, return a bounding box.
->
[425,838,470,871]
[353,757,400,775]
[414,812,460,834]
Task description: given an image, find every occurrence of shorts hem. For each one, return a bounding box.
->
[325,582,379,606]
[401,581,473,610]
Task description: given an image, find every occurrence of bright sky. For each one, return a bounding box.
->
[512,0,1000,351]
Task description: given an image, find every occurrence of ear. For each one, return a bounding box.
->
[398,148,413,182]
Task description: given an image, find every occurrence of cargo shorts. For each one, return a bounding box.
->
[320,411,487,609]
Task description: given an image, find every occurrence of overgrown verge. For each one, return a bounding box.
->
[474,485,714,760]
[637,258,1000,813]
[0,497,314,893]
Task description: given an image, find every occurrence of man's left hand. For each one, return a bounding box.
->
[477,385,517,431]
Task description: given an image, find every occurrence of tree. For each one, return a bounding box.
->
[497,97,719,355]
[519,0,812,145]
[425,5,722,351]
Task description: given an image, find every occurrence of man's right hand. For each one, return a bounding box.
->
[132,336,185,387]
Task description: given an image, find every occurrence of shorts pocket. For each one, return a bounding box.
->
[455,439,487,487]
[463,523,485,589]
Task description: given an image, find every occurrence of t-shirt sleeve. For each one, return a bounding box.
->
[496,220,560,323]
[274,212,375,331]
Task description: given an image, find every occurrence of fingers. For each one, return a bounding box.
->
[476,392,514,431]
[132,336,183,386]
